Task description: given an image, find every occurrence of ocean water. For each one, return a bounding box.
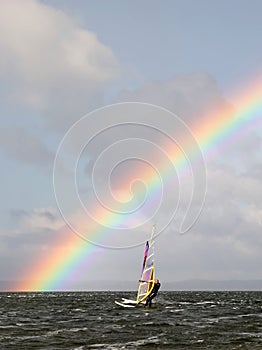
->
[0,291,261,349]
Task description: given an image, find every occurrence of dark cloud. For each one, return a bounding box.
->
[10,209,29,220]
[10,207,58,222]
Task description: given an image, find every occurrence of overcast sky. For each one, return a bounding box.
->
[0,0,262,291]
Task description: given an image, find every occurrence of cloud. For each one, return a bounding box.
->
[9,206,63,232]
[0,0,121,130]
[0,207,64,281]
[0,127,53,166]
[2,69,261,286]
[163,163,262,280]
[110,73,262,281]
[53,71,261,251]
[116,71,228,120]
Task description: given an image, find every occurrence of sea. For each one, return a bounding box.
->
[0,291,261,349]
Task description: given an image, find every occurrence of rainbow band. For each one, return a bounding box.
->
[14,77,262,291]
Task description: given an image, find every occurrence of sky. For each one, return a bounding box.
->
[0,0,262,291]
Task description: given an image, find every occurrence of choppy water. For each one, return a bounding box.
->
[0,291,261,349]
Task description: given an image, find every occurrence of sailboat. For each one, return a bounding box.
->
[115,225,157,308]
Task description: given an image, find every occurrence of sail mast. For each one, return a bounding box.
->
[136,225,156,303]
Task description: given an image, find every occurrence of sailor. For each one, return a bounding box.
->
[139,279,161,307]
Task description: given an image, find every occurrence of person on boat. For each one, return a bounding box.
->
[139,279,161,307]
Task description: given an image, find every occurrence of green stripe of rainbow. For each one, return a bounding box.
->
[13,77,262,291]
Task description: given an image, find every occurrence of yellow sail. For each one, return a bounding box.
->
[136,225,156,303]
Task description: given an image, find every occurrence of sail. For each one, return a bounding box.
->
[136,225,156,303]
[141,241,149,274]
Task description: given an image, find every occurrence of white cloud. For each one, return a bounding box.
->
[0,0,121,129]
[245,206,262,226]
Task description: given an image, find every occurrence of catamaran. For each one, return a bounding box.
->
[115,225,157,308]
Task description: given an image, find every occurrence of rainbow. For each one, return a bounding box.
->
[14,76,262,291]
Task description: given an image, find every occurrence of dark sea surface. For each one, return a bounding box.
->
[0,291,261,349]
